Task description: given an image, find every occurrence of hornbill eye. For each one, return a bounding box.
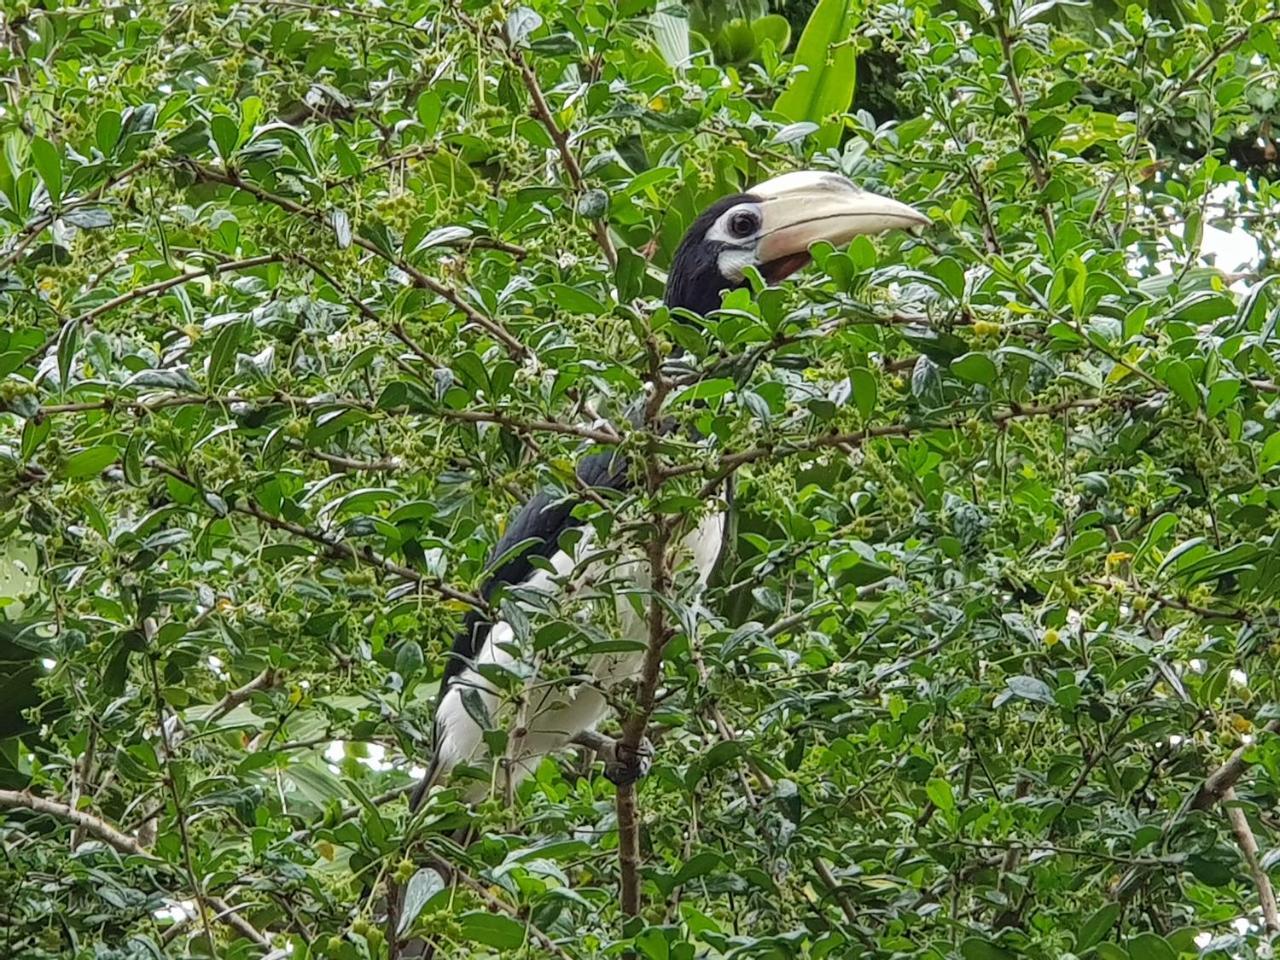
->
[727,209,758,239]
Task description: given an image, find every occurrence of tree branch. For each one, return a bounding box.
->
[1222,787,1280,934]
[991,0,1055,237]
[27,388,624,446]
[1191,717,1280,811]
[24,254,284,366]
[502,43,617,268]
[300,446,403,473]
[181,161,530,361]
[0,788,269,946]
[1088,12,1280,226]
[292,251,445,368]
[205,667,281,724]
[144,457,486,611]
[614,341,675,917]
[670,394,1146,494]
[0,159,148,271]
[146,641,218,952]
[420,853,577,960]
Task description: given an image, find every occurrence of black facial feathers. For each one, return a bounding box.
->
[663,193,758,316]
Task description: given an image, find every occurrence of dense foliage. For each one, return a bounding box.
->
[3,1,1280,958]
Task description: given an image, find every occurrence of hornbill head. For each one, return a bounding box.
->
[664,171,929,315]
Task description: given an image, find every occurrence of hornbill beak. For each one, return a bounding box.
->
[750,171,930,283]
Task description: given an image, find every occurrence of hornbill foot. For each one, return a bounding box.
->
[571,731,654,786]
[604,737,653,786]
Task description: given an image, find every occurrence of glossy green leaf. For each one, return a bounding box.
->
[773,0,859,149]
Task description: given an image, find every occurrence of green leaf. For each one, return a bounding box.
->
[459,912,526,950]
[773,0,860,149]
[1005,675,1054,705]
[416,92,442,135]
[1076,903,1120,950]
[329,209,352,249]
[396,867,446,936]
[62,207,113,229]
[671,378,734,405]
[635,927,670,960]
[210,114,240,159]
[1261,432,1280,472]
[30,137,62,207]
[96,110,123,153]
[56,318,79,391]
[752,14,792,52]
[1162,360,1198,411]
[207,321,243,386]
[951,352,997,385]
[460,688,492,730]
[506,6,542,45]
[550,284,606,316]
[394,639,424,680]
[123,433,144,485]
[616,247,645,302]
[674,851,721,885]
[960,938,1015,960]
[64,445,118,479]
[1205,377,1239,418]
[911,355,941,402]
[926,777,955,812]
[1126,932,1176,960]
[850,367,877,419]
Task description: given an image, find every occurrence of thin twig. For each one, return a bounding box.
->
[425,854,576,960]
[67,725,98,850]
[503,42,617,267]
[1089,12,1280,226]
[205,668,280,724]
[292,251,445,368]
[144,457,486,611]
[0,159,148,271]
[301,446,403,472]
[146,624,219,955]
[437,407,621,444]
[666,394,1149,491]
[25,388,623,447]
[23,254,283,366]
[181,161,530,361]
[991,0,1055,237]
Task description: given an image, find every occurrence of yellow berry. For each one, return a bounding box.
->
[1043,628,1060,647]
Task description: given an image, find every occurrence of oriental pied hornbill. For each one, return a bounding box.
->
[411,171,927,809]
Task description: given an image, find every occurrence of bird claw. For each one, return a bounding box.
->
[603,737,653,786]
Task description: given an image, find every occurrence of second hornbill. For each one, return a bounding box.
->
[412,171,927,809]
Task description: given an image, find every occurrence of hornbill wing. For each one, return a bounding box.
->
[442,447,630,685]
[412,448,629,810]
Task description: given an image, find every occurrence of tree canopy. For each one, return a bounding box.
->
[3,1,1280,958]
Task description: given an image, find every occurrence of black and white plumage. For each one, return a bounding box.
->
[410,171,927,810]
